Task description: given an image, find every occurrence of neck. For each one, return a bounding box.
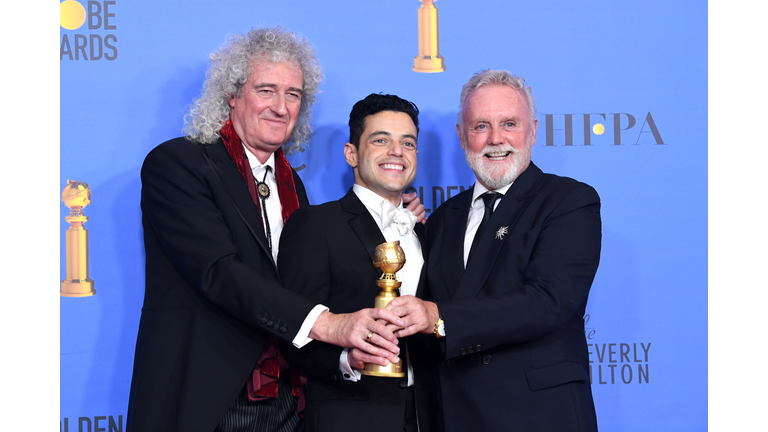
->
[383,195,402,207]
[246,145,276,165]
[353,183,402,207]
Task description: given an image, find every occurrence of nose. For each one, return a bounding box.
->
[270,94,288,116]
[488,126,503,145]
[388,141,404,156]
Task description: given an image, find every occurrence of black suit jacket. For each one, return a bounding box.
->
[126,137,316,432]
[426,162,601,432]
[278,189,436,432]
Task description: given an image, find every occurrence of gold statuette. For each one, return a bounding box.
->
[413,0,446,73]
[61,180,96,297]
[362,241,406,377]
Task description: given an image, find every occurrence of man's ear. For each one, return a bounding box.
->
[344,143,358,168]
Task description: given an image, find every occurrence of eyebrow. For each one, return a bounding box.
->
[253,83,304,93]
[368,131,417,142]
[368,131,392,139]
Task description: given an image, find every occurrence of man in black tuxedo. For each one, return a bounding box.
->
[126,27,424,432]
[278,94,436,432]
[386,70,602,431]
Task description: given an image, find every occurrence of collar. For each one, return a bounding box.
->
[353,184,403,215]
[352,184,405,228]
[243,146,276,175]
[471,181,514,204]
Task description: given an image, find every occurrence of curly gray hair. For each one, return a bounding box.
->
[457,69,536,139]
[183,25,323,154]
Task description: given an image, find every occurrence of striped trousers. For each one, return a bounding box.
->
[216,375,300,432]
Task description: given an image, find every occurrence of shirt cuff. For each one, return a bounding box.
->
[292,304,330,348]
[339,348,362,382]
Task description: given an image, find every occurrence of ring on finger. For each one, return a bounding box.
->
[366,331,374,342]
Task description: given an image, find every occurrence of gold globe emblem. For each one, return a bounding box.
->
[373,241,406,282]
[62,180,91,214]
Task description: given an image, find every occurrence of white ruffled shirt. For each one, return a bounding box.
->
[339,185,424,386]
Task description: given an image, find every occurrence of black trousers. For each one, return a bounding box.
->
[403,383,417,432]
[301,376,418,432]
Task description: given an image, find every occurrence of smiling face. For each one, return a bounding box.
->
[228,60,304,163]
[459,84,537,190]
[344,110,418,206]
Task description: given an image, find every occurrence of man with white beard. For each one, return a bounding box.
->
[385,69,602,431]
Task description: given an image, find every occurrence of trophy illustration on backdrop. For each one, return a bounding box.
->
[413,0,446,73]
[362,241,407,377]
[61,180,96,297]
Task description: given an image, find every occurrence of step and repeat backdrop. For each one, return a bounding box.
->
[60,1,706,430]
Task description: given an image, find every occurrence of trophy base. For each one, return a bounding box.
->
[61,279,96,297]
[361,361,406,378]
[413,56,446,73]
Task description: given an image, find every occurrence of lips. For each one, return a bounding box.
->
[261,117,287,126]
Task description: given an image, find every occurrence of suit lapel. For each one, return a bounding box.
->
[414,223,426,257]
[202,139,274,268]
[439,190,472,299]
[453,163,543,299]
[340,189,387,278]
[410,223,427,299]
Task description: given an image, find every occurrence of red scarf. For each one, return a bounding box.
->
[218,120,305,414]
[219,120,300,222]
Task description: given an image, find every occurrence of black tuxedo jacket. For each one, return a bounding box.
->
[126,137,316,432]
[426,162,601,432]
[277,189,436,432]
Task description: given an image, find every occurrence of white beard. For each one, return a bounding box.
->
[464,142,531,190]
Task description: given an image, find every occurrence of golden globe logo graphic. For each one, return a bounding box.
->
[60,0,118,61]
[60,0,86,30]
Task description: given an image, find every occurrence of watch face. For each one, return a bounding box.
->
[437,322,445,336]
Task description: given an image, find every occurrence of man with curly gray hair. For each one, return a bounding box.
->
[127,26,422,432]
[182,26,322,156]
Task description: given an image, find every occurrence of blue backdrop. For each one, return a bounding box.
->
[59,1,707,430]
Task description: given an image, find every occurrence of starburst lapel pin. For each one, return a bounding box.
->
[495,226,509,240]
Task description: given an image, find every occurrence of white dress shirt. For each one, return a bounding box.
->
[243,145,327,348]
[339,184,423,386]
[463,181,514,267]
[244,150,283,264]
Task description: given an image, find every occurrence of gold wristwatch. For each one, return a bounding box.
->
[434,317,445,338]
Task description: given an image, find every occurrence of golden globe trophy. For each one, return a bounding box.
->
[413,0,446,73]
[60,180,96,297]
[361,241,406,377]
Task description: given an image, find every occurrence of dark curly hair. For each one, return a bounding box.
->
[348,93,420,148]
